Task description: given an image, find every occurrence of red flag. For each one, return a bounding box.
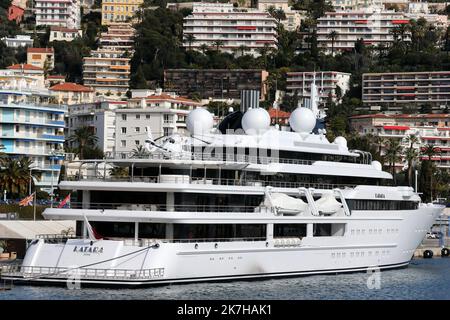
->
[19,193,35,206]
[57,194,71,208]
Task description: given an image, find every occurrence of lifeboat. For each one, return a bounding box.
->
[263,192,308,215]
[314,193,343,215]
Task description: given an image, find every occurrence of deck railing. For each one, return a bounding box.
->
[66,202,264,213]
[1,265,165,281]
[66,174,356,190]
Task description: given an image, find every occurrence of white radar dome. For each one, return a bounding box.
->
[371,160,382,171]
[334,136,347,148]
[289,107,316,133]
[186,108,214,135]
[241,107,271,134]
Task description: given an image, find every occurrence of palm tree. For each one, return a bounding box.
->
[237,45,249,56]
[385,138,402,184]
[109,166,129,178]
[199,44,209,55]
[184,34,196,51]
[0,157,38,197]
[420,144,440,201]
[131,145,149,159]
[404,134,419,186]
[422,144,440,161]
[212,40,224,52]
[68,126,98,160]
[327,30,338,55]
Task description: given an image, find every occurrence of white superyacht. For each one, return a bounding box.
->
[2,87,444,286]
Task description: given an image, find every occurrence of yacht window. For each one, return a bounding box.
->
[274,224,307,237]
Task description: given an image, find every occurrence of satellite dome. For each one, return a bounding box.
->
[241,107,270,135]
[334,136,347,148]
[186,108,214,135]
[371,160,382,171]
[289,107,316,133]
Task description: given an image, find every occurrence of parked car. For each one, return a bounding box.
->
[426,232,441,239]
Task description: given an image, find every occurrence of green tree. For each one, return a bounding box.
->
[131,145,149,158]
[404,134,419,187]
[130,65,147,89]
[0,157,38,197]
[385,138,402,184]
[68,127,98,160]
[327,30,338,55]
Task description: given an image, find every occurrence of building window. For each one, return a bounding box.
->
[120,140,126,147]
[146,114,150,119]
[135,127,140,133]
[121,127,126,134]
[135,140,140,145]
[15,125,20,132]
[136,114,140,119]
[121,114,127,121]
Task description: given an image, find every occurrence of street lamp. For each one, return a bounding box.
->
[49,148,63,208]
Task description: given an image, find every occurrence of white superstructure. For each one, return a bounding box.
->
[1,90,444,286]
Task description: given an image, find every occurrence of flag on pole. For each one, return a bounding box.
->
[57,194,71,208]
[83,213,102,241]
[19,192,35,206]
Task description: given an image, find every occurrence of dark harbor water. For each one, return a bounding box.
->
[1,258,449,300]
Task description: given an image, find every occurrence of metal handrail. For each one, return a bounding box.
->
[66,202,262,212]
[1,265,165,280]
[65,174,356,190]
[104,151,316,166]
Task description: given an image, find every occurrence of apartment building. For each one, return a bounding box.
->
[330,0,409,10]
[362,71,450,112]
[317,5,449,54]
[114,90,200,154]
[98,23,135,52]
[67,101,126,154]
[0,72,66,193]
[101,0,143,25]
[183,3,277,57]
[164,69,269,101]
[49,82,94,105]
[1,35,33,48]
[27,48,55,70]
[6,64,45,88]
[35,0,81,29]
[317,7,412,54]
[49,26,82,42]
[82,49,131,98]
[286,71,351,104]
[350,113,450,170]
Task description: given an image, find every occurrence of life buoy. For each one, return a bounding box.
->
[423,250,433,259]
[441,248,449,257]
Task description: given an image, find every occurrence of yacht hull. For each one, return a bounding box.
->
[1,204,443,287]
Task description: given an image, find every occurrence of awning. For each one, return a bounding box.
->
[0,220,75,240]
[383,125,410,130]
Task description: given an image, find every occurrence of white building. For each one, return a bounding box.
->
[286,71,351,105]
[317,6,450,54]
[67,101,127,155]
[35,0,81,29]
[1,35,34,48]
[0,72,66,193]
[49,26,82,42]
[330,0,408,10]
[350,113,450,171]
[317,7,411,54]
[183,3,277,57]
[114,90,201,154]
